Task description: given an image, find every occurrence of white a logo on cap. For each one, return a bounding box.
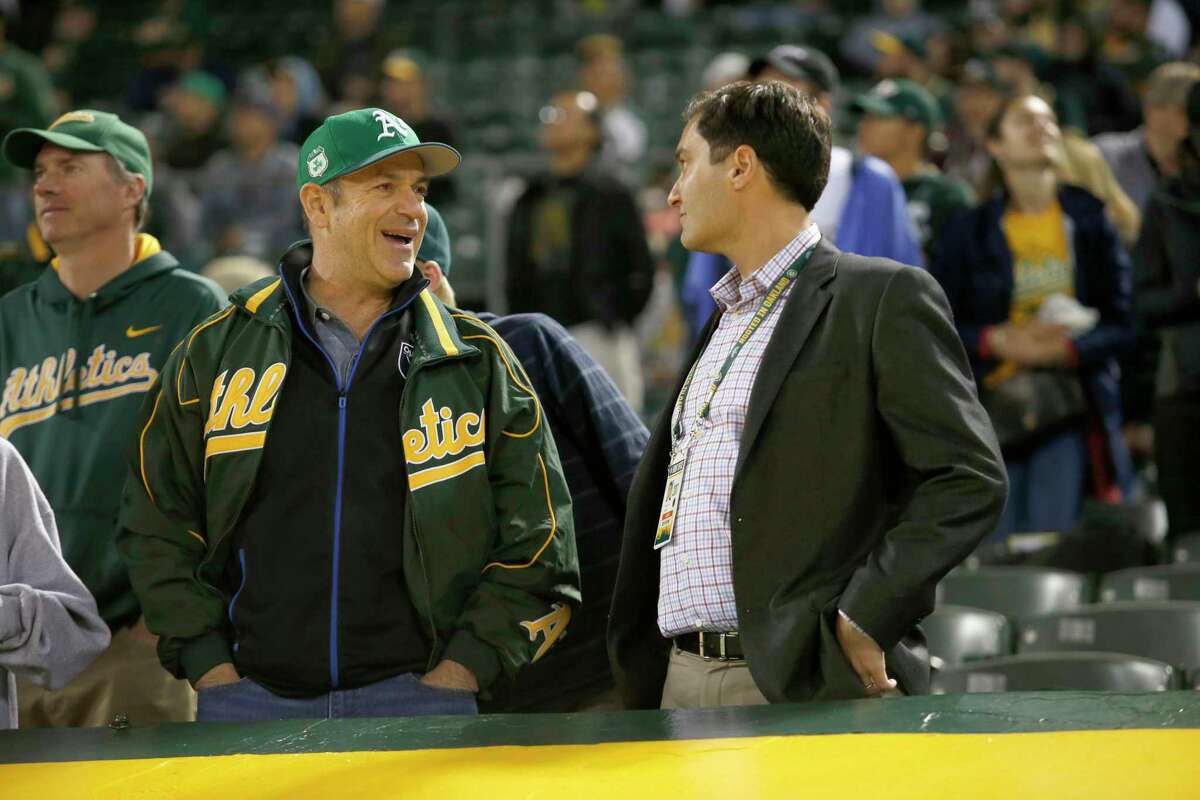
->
[373,109,412,141]
[307,146,329,178]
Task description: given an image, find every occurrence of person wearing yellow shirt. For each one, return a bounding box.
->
[930,94,1136,541]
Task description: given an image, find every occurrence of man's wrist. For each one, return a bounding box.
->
[837,608,880,648]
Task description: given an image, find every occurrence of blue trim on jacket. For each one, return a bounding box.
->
[929,185,1136,494]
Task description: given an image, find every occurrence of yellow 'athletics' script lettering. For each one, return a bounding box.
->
[402,399,486,466]
[0,345,158,437]
[205,363,287,435]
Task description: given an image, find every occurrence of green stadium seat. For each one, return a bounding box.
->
[1016,601,1200,671]
[936,567,1090,620]
[931,652,1181,694]
[923,605,1013,668]
[1098,564,1200,602]
[1172,533,1200,564]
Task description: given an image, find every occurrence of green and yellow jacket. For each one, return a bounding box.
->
[117,270,580,692]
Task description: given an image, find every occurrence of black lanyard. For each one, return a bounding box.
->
[672,246,815,445]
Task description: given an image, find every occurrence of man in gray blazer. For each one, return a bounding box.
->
[608,80,1007,710]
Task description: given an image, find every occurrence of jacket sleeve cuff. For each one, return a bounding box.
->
[179,630,234,686]
[443,628,502,692]
[839,573,915,653]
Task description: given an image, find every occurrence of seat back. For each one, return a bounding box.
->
[937,567,1089,620]
[1099,564,1200,602]
[1017,601,1200,671]
[923,605,1013,667]
[932,652,1180,694]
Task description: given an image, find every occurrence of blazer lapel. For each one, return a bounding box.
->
[735,240,839,479]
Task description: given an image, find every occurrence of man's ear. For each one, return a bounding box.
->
[125,174,147,213]
[299,183,332,231]
[417,259,444,293]
[729,144,757,190]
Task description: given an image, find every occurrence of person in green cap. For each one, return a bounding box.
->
[0,109,227,727]
[117,107,580,722]
[853,79,975,264]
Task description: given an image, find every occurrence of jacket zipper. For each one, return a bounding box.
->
[279,277,415,689]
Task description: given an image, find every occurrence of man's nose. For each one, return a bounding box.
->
[667,181,682,208]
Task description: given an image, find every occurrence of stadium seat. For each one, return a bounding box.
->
[936,567,1090,620]
[1173,533,1200,564]
[931,652,1181,694]
[1098,564,1200,602]
[1016,601,1200,671]
[922,605,1013,668]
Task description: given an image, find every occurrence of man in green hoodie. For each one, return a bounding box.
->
[0,109,227,727]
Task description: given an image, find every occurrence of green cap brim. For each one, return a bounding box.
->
[3,128,105,169]
[851,95,900,118]
[325,141,462,186]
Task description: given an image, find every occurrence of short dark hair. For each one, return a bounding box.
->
[683,80,831,210]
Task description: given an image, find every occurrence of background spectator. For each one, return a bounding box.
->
[576,34,647,185]
[198,91,303,263]
[932,94,1136,541]
[1132,82,1200,539]
[158,70,227,174]
[378,50,458,202]
[506,90,654,412]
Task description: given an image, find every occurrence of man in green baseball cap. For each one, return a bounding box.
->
[853,80,974,262]
[118,107,580,723]
[0,109,226,728]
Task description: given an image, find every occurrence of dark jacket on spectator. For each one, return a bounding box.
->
[475,312,648,712]
[1134,175,1200,397]
[930,185,1137,495]
[505,167,653,329]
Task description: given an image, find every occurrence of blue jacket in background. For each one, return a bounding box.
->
[679,155,922,341]
[929,185,1136,495]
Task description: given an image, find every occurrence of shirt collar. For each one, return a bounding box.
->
[710,223,821,311]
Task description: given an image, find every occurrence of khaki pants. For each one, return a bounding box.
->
[660,647,769,710]
[17,624,195,728]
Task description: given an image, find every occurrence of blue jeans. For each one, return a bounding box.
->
[991,427,1088,541]
[196,672,477,722]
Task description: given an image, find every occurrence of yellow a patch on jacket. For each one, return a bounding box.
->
[403,398,487,490]
[203,362,286,463]
[520,602,571,662]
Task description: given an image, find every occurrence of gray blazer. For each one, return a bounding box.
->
[608,239,1007,708]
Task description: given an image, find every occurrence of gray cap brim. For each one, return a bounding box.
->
[3,128,105,169]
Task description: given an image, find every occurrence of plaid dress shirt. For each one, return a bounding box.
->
[657,224,821,637]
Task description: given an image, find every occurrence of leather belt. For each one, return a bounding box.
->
[673,631,744,661]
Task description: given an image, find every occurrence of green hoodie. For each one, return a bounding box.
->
[0,235,226,629]
[117,272,581,692]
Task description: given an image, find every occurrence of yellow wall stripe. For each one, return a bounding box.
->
[420,290,459,356]
[204,431,267,462]
[483,453,557,572]
[2,729,1195,799]
[408,451,486,491]
[244,278,281,314]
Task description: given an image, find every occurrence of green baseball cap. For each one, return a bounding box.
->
[417,204,452,275]
[852,79,942,130]
[3,109,154,196]
[297,107,460,191]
